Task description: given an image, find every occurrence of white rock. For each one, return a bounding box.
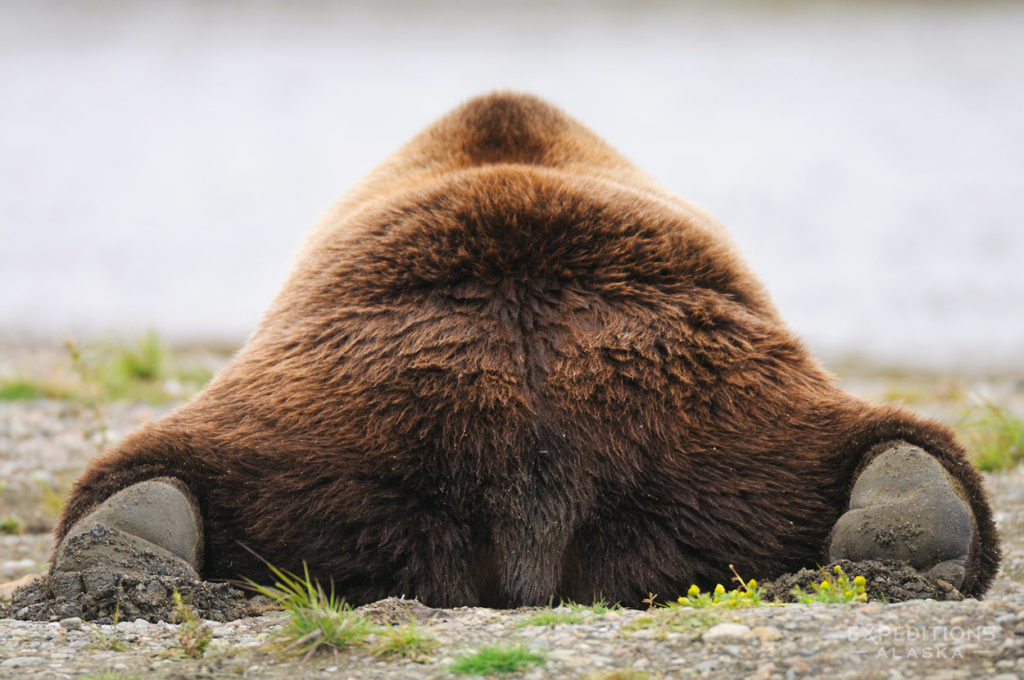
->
[527,636,549,652]
[702,623,752,643]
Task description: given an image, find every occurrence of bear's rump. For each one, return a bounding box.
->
[192,169,848,605]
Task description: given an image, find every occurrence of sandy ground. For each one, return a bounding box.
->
[3,2,1024,370]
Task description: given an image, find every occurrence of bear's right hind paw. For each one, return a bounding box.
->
[828,442,974,589]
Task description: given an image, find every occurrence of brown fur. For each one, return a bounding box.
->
[55,93,1000,605]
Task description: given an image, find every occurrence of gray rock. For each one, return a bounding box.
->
[58,616,82,630]
[694,658,720,673]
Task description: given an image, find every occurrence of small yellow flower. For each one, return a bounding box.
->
[819,581,831,590]
[843,590,853,598]
[678,597,690,605]
[688,585,700,598]
[747,579,757,590]
[834,565,842,573]
[714,584,725,595]
[853,576,866,587]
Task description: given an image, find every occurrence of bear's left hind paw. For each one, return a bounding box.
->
[53,478,202,581]
[828,442,974,588]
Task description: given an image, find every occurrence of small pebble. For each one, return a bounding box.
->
[751,625,784,642]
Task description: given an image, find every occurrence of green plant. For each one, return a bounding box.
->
[673,565,768,610]
[564,598,621,615]
[450,644,546,676]
[0,378,44,401]
[0,514,24,535]
[959,401,1024,471]
[37,475,71,518]
[172,589,213,658]
[246,562,375,658]
[517,607,586,627]
[87,604,130,652]
[65,335,165,403]
[114,330,165,381]
[791,565,867,604]
[881,384,927,405]
[371,620,439,662]
[675,579,766,609]
[4,334,218,406]
[62,334,215,405]
[87,632,129,652]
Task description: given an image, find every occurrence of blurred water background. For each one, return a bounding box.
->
[1,0,1022,372]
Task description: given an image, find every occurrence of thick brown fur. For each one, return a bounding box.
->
[55,93,1000,605]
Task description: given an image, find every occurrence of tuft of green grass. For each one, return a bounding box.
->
[791,565,867,604]
[247,562,375,659]
[563,598,621,615]
[517,607,586,627]
[62,333,215,405]
[172,589,213,658]
[113,330,165,381]
[959,401,1024,471]
[371,620,439,662]
[0,514,25,535]
[0,379,44,401]
[65,335,167,403]
[0,378,71,401]
[450,644,546,676]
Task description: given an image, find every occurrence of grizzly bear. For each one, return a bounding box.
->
[53,93,999,607]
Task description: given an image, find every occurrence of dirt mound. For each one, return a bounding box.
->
[2,569,272,623]
[764,559,965,602]
[1,559,965,623]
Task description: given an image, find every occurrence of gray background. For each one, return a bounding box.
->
[2,1,1022,371]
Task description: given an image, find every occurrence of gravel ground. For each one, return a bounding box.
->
[2,345,1024,679]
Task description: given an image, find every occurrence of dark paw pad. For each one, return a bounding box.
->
[828,443,973,588]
